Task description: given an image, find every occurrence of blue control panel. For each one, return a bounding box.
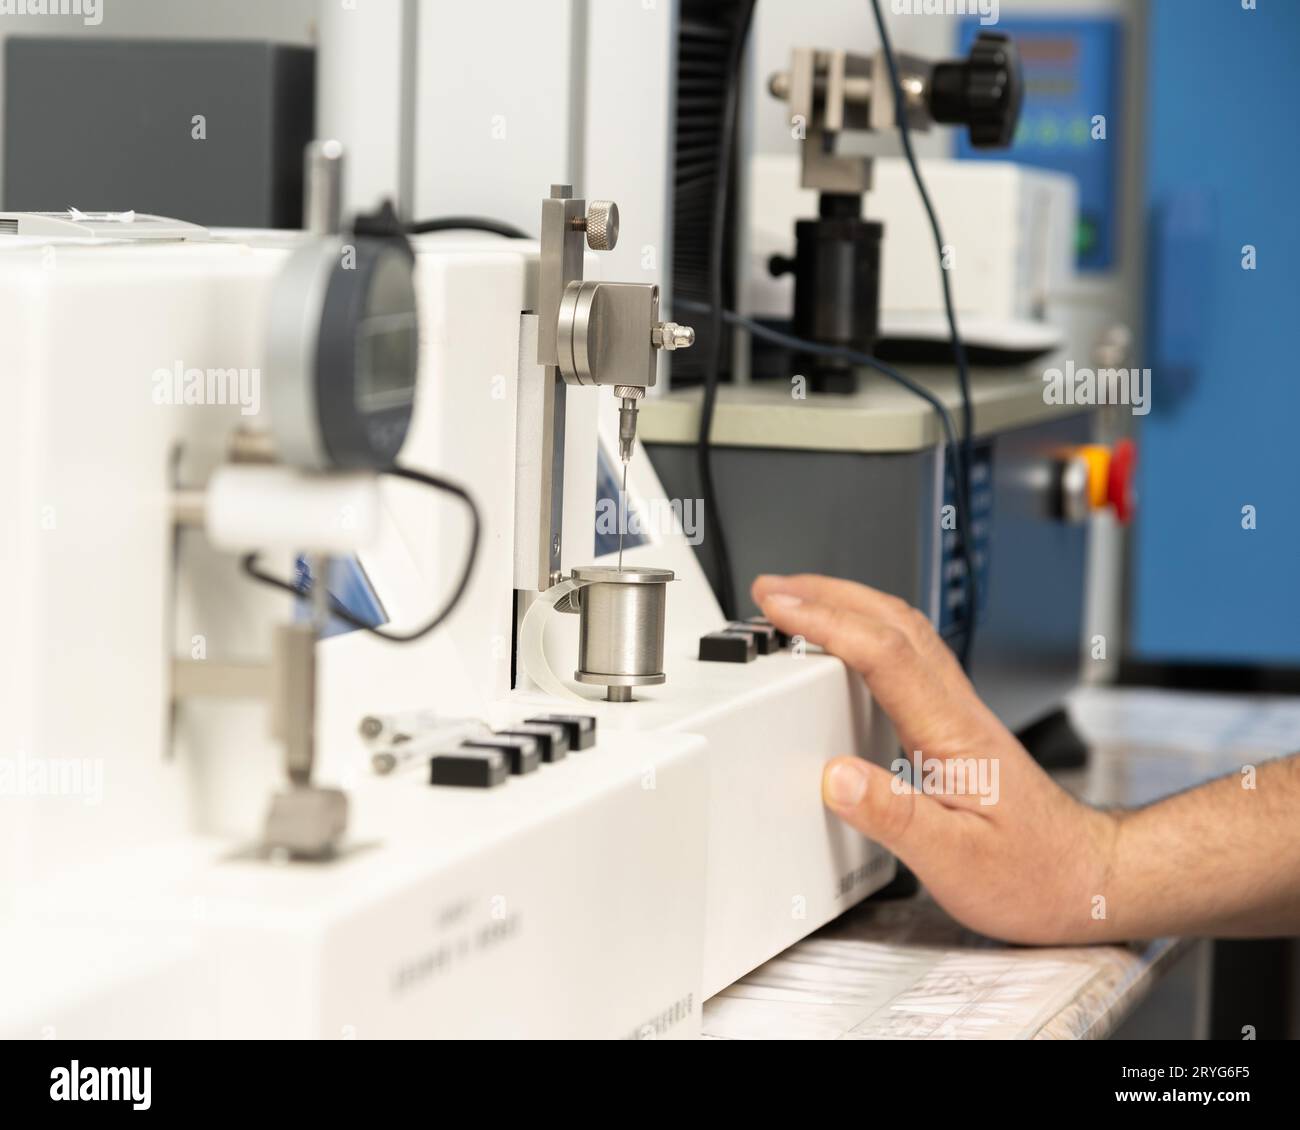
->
[940,442,992,640]
[956,16,1123,272]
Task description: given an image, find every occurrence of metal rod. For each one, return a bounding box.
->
[617,461,627,570]
[304,140,345,236]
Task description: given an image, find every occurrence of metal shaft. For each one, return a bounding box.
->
[617,462,627,570]
[304,140,345,236]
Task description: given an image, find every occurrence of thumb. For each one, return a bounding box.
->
[822,757,956,859]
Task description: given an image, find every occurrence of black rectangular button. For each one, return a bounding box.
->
[430,749,508,788]
[747,616,790,648]
[499,722,569,763]
[728,620,779,654]
[528,714,596,751]
[463,736,541,775]
[699,630,757,663]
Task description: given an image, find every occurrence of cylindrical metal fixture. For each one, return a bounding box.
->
[771,193,883,395]
[571,566,673,702]
[304,139,345,236]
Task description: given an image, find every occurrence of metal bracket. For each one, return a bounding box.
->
[170,491,345,857]
[771,47,934,195]
[525,186,692,592]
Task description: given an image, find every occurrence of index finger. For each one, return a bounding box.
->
[753,573,915,626]
[757,593,942,728]
[754,573,960,677]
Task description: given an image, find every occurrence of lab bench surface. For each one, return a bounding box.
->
[704,686,1300,1040]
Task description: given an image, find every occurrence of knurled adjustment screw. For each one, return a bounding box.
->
[584,200,619,251]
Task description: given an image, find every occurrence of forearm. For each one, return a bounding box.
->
[1101,753,1300,940]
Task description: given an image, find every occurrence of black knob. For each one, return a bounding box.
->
[768,253,795,278]
[927,31,1024,149]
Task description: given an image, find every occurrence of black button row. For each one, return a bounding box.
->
[429,714,596,789]
[698,617,790,664]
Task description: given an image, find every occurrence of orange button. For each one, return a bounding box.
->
[1065,445,1112,511]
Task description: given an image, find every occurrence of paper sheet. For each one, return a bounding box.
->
[705,939,1096,1040]
[1069,686,1300,758]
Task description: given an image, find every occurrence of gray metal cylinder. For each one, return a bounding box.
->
[571,566,673,701]
[304,139,345,236]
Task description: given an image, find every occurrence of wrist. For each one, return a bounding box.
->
[1080,804,1125,942]
[1030,796,1124,946]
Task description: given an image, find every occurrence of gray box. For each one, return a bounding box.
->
[648,411,1092,734]
[4,37,314,227]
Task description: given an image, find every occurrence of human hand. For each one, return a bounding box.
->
[753,573,1120,945]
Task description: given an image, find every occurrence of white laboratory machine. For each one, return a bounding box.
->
[0,0,1135,1041]
[0,166,896,1039]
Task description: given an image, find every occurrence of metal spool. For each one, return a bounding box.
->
[570,565,674,702]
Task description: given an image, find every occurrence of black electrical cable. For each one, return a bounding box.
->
[242,464,481,644]
[408,216,531,239]
[676,297,965,521]
[697,0,758,621]
[868,0,977,665]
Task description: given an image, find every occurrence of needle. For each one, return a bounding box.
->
[617,461,627,570]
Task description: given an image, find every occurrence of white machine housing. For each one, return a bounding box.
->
[0,226,895,1038]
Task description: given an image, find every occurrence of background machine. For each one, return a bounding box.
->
[642,17,1133,754]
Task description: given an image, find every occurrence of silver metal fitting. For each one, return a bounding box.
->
[652,321,695,351]
[263,786,348,860]
[768,71,792,100]
[616,386,644,464]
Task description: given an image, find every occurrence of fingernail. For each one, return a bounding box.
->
[824,761,868,808]
[763,593,802,610]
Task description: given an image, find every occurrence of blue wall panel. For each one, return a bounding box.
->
[1132,0,1300,665]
